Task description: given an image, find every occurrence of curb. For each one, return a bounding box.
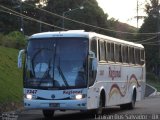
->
[157,92,160,95]
[146,84,157,97]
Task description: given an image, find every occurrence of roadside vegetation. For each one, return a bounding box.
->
[0,31,26,49]
[0,46,23,103]
[0,31,25,112]
[146,73,160,92]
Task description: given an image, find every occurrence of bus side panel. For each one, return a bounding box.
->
[87,63,145,109]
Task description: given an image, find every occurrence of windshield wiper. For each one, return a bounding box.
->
[57,65,69,87]
[51,43,69,88]
[31,48,54,78]
[31,48,44,76]
[42,60,51,79]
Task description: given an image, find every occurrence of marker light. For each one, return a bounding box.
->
[26,94,32,100]
[75,94,83,100]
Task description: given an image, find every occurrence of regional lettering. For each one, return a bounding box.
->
[109,67,121,80]
[63,90,82,95]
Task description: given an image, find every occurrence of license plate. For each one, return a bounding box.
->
[49,103,60,107]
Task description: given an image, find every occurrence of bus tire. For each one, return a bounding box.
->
[42,109,54,118]
[120,90,136,110]
[96,95,103,115]
[128,89,136,109]
[96,91,105,115]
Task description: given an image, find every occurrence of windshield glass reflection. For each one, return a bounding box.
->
[25,37,88,89]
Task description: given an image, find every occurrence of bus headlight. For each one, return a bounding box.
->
[71,94,86,100]
[75,94,83,100]
[26,94,32,100]
[76,94,87,100]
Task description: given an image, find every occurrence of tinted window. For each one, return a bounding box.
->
[111,43,114,62]
[91,39,97,58]
[99,40,106,61]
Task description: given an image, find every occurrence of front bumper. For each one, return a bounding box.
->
[24,98,87,110]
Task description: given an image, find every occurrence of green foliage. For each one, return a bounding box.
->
[138,0,160,73]
[0,31,26,49]
[45,0,109,34]
[147,72,159,81]
[0,46,23,103]
[0,0,136,39]
[0,0,20,33]
[147,72,160,91]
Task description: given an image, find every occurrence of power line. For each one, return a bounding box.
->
[141,43,160,45]
[2,4,160,45]
[141,41,160,44]
[1,3,160,36]
[2,5,160,46]
[24,2,160,35]
[0,5,68,31]
[1,5,158,44]
[136,35,157,43]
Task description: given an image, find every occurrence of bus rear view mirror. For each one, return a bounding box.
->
[18,49,25,68]
[89,51,97,70]
[89,51,95,59]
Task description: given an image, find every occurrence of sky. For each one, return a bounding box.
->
[97,0,147,28]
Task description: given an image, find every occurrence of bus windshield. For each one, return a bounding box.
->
[24,37,88,90]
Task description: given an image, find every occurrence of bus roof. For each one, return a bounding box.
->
[30,30,144,48]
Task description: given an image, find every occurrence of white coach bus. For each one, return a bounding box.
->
[18,30,146,118]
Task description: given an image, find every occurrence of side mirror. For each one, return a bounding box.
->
[89,51,95,59]
[89,51,97,70]
[18,49,25,68]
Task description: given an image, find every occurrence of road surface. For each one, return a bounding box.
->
[13,95,160,120]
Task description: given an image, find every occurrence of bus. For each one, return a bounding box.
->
[18,30,146,118]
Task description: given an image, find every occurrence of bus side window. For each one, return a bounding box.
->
[89,39,97,87]
[121,45,124,63]
[135,48,140,65]
[115,44,122,63]
[111,43,114,62]
[140,49,145,65]
[105,41,108,62]
[126,46,129,63]
[123,46,128,63]
[129,47,131,64]
[115,44,119,62]
[128,47,133,64]
[107,42,111,61]
[119,45,122,63]
[122,45,125,63]
[99,40,106,62]
[91,39,97,58]
[129,47,135,64]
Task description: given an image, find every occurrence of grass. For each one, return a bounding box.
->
[0,46,23,104]
[146,73,160,92]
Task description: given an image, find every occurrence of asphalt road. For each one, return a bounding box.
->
[12,95,160,120]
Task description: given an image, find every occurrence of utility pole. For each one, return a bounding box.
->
[20,0,24,34]
[62,6,84,29]
[137,0,139,28]
[35,1,47,32]
[157,0,160,76]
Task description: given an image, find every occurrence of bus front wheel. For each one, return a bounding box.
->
[42,109,54,118]
[96,92,105,115]
[120,90,136,110]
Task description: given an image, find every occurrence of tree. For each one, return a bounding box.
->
[0,0,19,33]
[0,0,137,39]
[45,0,110,35]
[138,0,160,74]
